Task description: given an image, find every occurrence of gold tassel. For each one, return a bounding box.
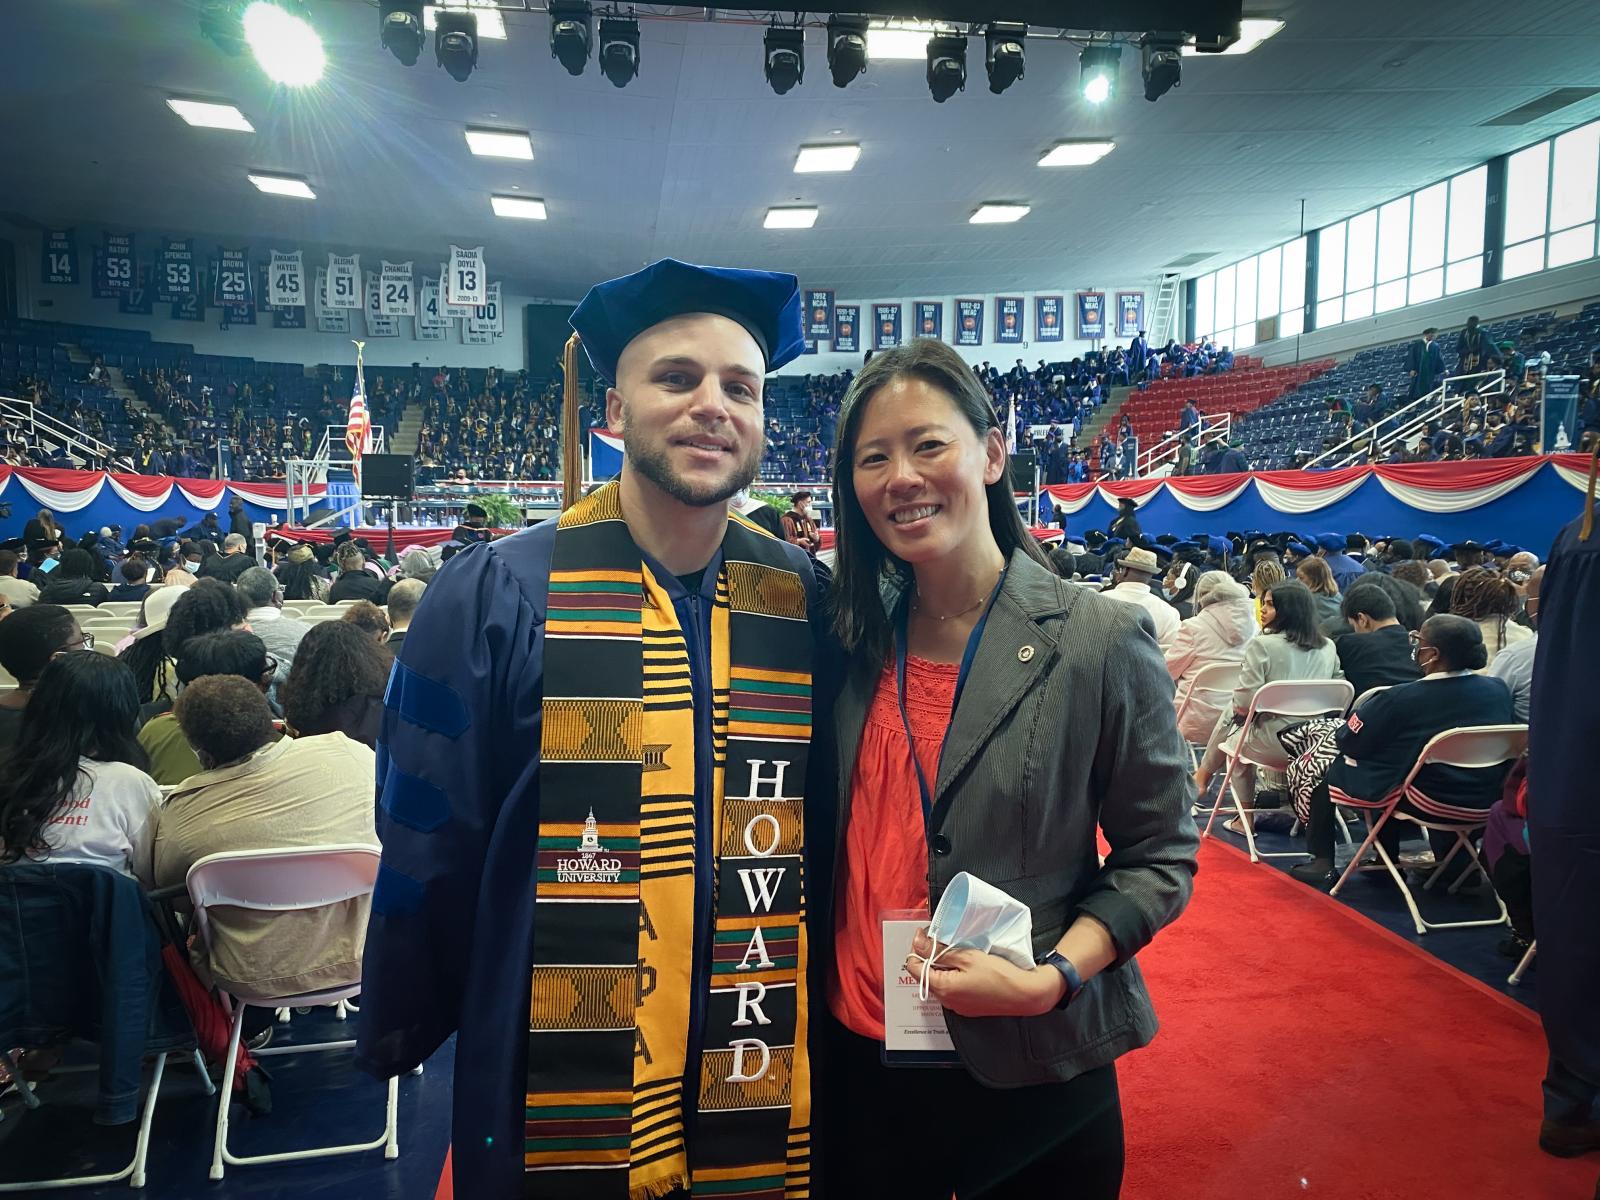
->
[1581,441,1600,542]
[561,332,583,511]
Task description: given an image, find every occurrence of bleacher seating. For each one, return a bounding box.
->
[1118,360,1336,454]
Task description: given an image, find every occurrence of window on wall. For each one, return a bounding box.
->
[1193,235,1309,348]
[1498,119,1600,280]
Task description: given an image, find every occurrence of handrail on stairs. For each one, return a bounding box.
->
[1300,369,1506,469]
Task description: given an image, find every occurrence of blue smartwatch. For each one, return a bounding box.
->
[1037,951,1084,1010]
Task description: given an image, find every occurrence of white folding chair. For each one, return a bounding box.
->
[1349,684,1391,713]
[1329,725,1527,935]
[1202,678,1354,862]
[1174,660,1243,770]
[186,844,398,1180]
[1508,939,1537,985]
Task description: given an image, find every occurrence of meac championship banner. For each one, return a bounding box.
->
[833,305,859,353]
[873,303,901,350]
[995,297,1023,344]
[804,289,834,340]
[1117,291,1145,338]
[956,299,984,346]
[1035,296,1064,342]
[914,301,943,341]
[1076,291,1106,340]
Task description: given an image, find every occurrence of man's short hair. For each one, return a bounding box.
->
[1341,583,1396,623]
[234,566,280,610]
[0,550,20,577]
[176,629,270,686]
[1386,539,1414,562]
[121,555,149,584]
[464,502,487,519]
[174,675,277,767]
[1423,327,1438,337]
[386,578,426,625]
[790,491,813,505]
[0,604,76,684]
[223,533,247,552]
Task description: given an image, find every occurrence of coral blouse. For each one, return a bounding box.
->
[828,653,958,1040]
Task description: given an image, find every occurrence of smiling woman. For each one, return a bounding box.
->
[821,338,1199,1199]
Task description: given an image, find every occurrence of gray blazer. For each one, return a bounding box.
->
[833,548,1199,1087]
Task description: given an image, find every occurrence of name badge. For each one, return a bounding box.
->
[880,915,960,1067]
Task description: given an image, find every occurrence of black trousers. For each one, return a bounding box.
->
[820,1020,1125,1199]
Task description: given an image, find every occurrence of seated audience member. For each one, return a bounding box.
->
[235,566,310,699]
[1391,560,1433,596]
[117,584,188,705]
[1333,584,1423,699]
[141,631,278,786]
[780,491,823,554]
[1195,580,1342,809]
[1486,564,1540,720]
[1287,614,1514,886]
[1164,560,1200,620]
[107,555,154,603]
[451,502,492,546]
[278,620,391,748]
[1250,558,1286,627]
[1449,565,1532,667]
[0,605,86,751]
[396,546,439,585]
[328,542,390,605]
[0,651,160,878]
[341,599,391,644]
[275,544,328,601]
[1166,571,1257,744]
[150,675,378,997]
[36,548,110,607]
[0,549,40,609]
[384,578,426,651]
[138,579,250,723]
[1102,546,1180,649]
[1295,556,1344,624]
[200,533,255,584]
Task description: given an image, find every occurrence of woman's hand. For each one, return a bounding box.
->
[904,929,1064,1019]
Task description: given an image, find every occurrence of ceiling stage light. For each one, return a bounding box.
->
[599,16,639,88]
[434,8,478,81]
[549,0,593,76]
[826,15,868,88]
[1141,34,1182,101]
[1079,44,1120,105]
[925,31,966,103]
[984,23,1026,95]
[243,0,324,87]
[764,26,805,95]
[380,2,426,66]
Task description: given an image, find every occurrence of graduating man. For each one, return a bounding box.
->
[358,260,830,1198]
[1406,327,1446,400]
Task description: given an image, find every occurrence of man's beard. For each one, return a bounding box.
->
[624,426,761,509]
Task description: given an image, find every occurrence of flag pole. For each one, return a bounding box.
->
[560,333,583,511]
[350,339,366,496]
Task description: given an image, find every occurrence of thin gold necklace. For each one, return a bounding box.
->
[912,565,1003,621]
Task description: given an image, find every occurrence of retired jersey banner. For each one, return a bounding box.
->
[956,298,984,346]
[42,230,78,286]
[327,253,361,309]
[157,238,199,304]
[1117,291,1145,338]
[873,303,902,350]
[1076,291,1106,340]
[1035,295,1065,342]
[273,301,306,330]
[468,281,503,336]
[416,313,446,341]
[213,247,253,308]
[101,233,135,294]
[365,273,400,337]
[438,262,473,320]
[833,304,860,353]
[913,301,943,341]
[170,285,203,322]
[419,277,448,328]
[315,268,350,333]
[380,260,415,316]
[267,250,305,309]
[996,297,1024,344]
[463,325,493,346]
[119,263,153,315]
[445,245,487,307]
[804,289,834,340]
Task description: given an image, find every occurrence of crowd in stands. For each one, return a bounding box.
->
[414,365,560,482]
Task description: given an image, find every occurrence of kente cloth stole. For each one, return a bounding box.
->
[527,481,813,1200]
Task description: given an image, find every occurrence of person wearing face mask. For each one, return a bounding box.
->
[1286,614,1513,887]
[824,338,1198,1199]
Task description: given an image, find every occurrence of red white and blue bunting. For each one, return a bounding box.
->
[0,466,322,517]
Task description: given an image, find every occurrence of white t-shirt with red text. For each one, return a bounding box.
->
[38,758,162,880]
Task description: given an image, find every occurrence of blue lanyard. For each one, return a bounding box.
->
[894,570,1006,837]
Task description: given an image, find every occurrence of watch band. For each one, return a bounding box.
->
[1037,950,1084,1010]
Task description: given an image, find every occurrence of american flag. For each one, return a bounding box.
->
[346,340,369,482]
[1004,394,1018,455]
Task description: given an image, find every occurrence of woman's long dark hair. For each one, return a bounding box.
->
[277,560,322,601]
[829,339,1049,663]
[0,652,148,865]
[1262,580,1326,650]
[279,620,391,736]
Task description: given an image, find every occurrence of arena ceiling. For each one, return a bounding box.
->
[3,0,1599,301]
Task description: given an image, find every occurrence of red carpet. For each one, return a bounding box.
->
[1119,840,1595,1199]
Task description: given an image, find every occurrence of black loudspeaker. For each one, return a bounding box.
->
[362,454,415,501]
[1009,451,1036,492]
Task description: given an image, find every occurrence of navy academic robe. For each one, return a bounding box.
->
[357,518,836,1199]
[1406,338,1446,397]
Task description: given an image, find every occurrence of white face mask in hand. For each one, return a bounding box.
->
[919,872,1035,1001]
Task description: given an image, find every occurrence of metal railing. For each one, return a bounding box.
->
[0,395,129,470]
[1301,369,1507,470]
[1137,412,1231,477]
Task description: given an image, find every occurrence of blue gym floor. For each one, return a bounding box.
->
[0,809,1537,1198]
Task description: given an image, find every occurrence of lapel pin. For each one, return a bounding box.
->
[1017,645,1035,662]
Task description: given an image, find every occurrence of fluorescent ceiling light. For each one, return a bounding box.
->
[1038,140,1115,167]
[867,21,935,60]
[794,144,860,173]
[425,2,507,39]
[167,98,255,132]
[491,194,548,219]
[243,0,325,87]
[1183,18,1285,56]
[465,128,533,159]
[970,203,1030,224]
[764,206,818,230]
[247,172,316,199]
